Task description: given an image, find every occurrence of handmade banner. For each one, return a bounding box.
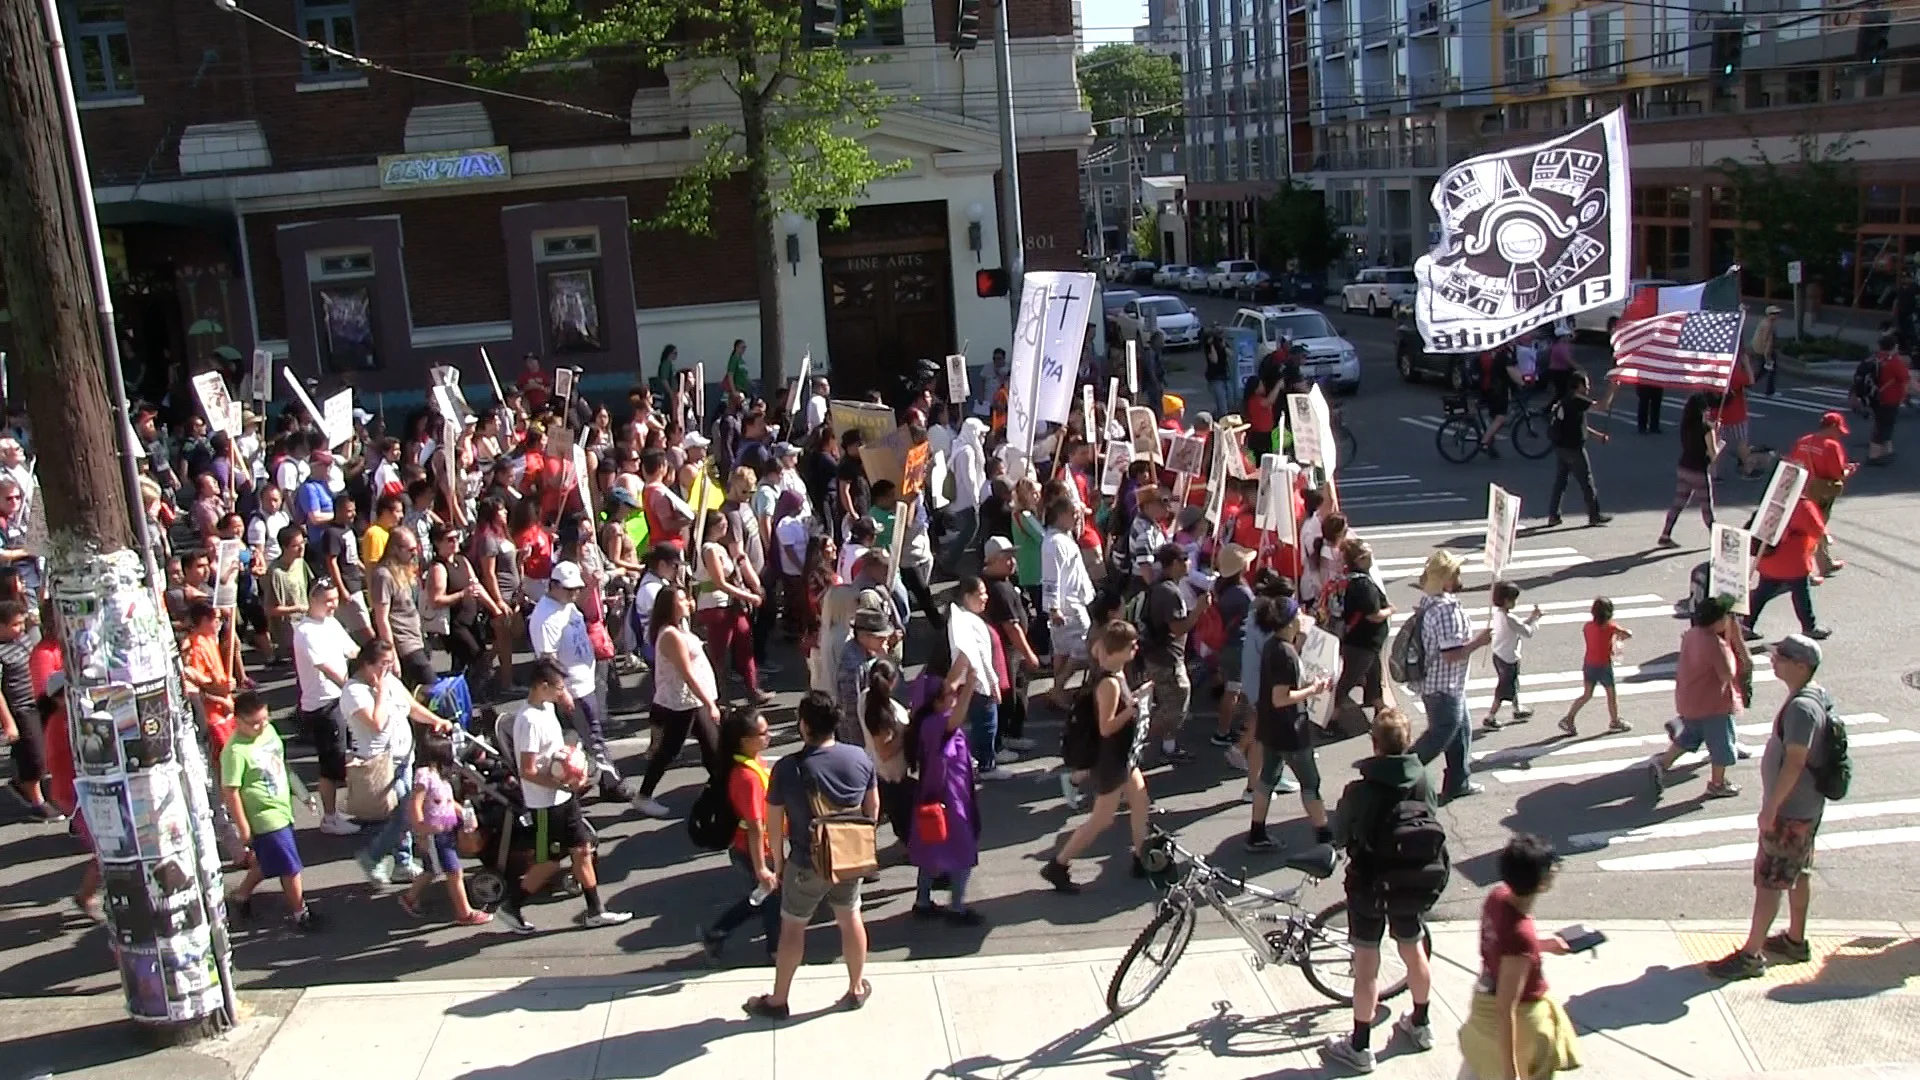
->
[553,367,576,410]
[1256,453,1296,537]
[1126,406,1160,463]
[1753,459,1809,548]
[1100,439,1132,496]
[1485,484,1521,581]
[946,353,970,405]
[1414,109,1631,354]
[212,539,243,610]
[319,389,355,449]
[1165,431,1207,477]
[1027,271,1097,426]
[190,372,235,436]
[249,349,272,403]
[429,366,475,425]
[1217,421,1253,481]
[1205,432,1230,542]
[1005,276,1050,454]
[1708,523,1754,614]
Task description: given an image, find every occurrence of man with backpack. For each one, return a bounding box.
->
[1321,707,1445,1072]
[1709,634,1846,979]
[1397,551,1493,800]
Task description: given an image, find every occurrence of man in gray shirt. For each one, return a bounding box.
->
[1708,634,1831,980]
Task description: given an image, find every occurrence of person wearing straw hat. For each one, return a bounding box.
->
[1409,551,1493,800]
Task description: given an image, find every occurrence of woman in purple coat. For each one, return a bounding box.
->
[907,656,983,925]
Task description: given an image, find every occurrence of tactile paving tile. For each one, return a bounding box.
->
[1675,931,1920,991]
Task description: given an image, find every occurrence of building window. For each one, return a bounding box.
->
[308,247,376,372]
[838,0,906,48]
[1102,187,1118,207]
[296,0,359,80]
[64,3,136,99]
[535,229,604,355]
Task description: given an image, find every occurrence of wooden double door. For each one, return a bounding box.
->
[819,200,957,401]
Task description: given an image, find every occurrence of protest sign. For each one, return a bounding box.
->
[212,539,243,610]
[946,353,970,404]
[694,362,706,422]
[1256,453,1295,537]
[1005,277,1049,453]
[1127,406,1160,463]
[226,401,242,438]
[1099,439,1132,496]
[1125,339,1139,394]
[1753,459,1808,547]
[899,437,931,500]
[788,353,810,425]
[1206,435,1229,542]
[1080,384,1095,443]
[1217,421,1253,480]
[320,389,355,449]
[1026,271,1097,426]
[572,441,593,519]
[190,372,234,435]
[1485,484,1521,581]
[1104,378,1122,439]
[477,347,506,405]
[1298,619,1343,728]
[1165,432,1207,477]
[553,367,575,409]
[249,349,272,403]
[1709,524,1754,614]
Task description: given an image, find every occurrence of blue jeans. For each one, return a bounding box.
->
[967,695,1000,770]
[917,866,973,910]
[361,751,416,868]
[1414,692,1473,795]
[1673,713,1739,768]
[1208,378,1236,419]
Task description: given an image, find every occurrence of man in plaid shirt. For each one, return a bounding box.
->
[1409,551,1492,800]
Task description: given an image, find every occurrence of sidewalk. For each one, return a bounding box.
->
[163,918,1915,1079]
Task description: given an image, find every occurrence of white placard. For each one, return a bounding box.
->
[1103,377,1121,439]
[1485,483,1521,581]
[1126,406,1160,463]
[477,347,506,405]
[1029,271,1097,426]
[1257,453,1295,538]
[1080,383,1096,443]
[788,353,810,424]
[1298,620,1344,728]
[1309,384,1337,477]
[191,371,235,435]
[572,442,593,519]
[1006,277,1050,454]
[553,367,575,408]
[213,538,243,609]
[946,353,970,404]
[280,368,325,431]
[250,349,273,403]
[1125,339,1139,394]
[1206,434,1230,543]
[694,362,706,421]
[320,389,355,449]
[1218,422,1253,480]
[227,400,243,436]
[1709,524,1754,615]
[1099,439,1132,495]
[1752,458,1808,548]
[1286,392,1321,467]
[1165,432,1207,477]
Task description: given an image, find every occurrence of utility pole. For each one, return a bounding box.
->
[0,0,235,1034]
[1121,94,1137,256]
[991,0,1024,322]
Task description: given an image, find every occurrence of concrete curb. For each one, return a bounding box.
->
[1778,356,1857,388]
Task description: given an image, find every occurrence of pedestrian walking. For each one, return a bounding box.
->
[1040,619,1151,893]
[1409,552,1492,800]
[1543,370,1611,528]
[1484,580,1540,730]
[1457,834,1584,1078]
[1558,597,1632,736]
[1788,412,1856,576]
[1246,596,1334,853]
[700,706,781,962]
[907,658,985,924]
[221,692,320,932]
[1141,544,1206,764]
[1650,596,1748,801]
[1742,496,1831,641]
[1656,393,1719,549]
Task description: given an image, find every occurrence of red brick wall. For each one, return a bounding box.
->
[933,0,1076,40]
[244,173,755,340]
[1017,149,1086,269]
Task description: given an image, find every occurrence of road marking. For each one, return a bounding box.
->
[1360,519,1489,541]
[1597,826,1920,872]
[1565,794,1920,853]
[1339,492,1470,508]
[1375,547,1591,580]
[1399,417,1445,433]
[1336,475,1424,489]
[1389,594,1671,628]
[1484,728,1919,784]
[1476,714,1891,768]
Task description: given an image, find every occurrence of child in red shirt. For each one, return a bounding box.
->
[1560,597,1632,736]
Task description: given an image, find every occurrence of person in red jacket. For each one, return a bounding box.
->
[1789,412,1857,575]
[1744,497,1830,641]
[1709,359,1762,479]
[1866,337,1918,464]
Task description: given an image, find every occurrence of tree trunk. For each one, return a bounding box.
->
[740,89,787,400]
[0,0,233,1032]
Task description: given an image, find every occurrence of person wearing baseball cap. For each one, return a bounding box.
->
[530,560,625,800]
[1707,632,1831,980]
[1788,412,1857,576]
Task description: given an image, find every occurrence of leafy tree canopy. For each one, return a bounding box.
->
[1257,180,1342,273]
[1077,43,1181,140]
[1716,133,1862,293]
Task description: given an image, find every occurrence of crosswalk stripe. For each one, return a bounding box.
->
[1339,492,1469,508]
[1458,664,1780,713]
[1484,727,1919,784]
[1376,547,1591,580]
[1597,825,1920,872]
[1336,475,1423,489]
[1399,417,1444,433]
[1475,714,1892,769]
[1361,520,1488,541]
[1388,594,1670,628]
[1375,546,1584,566]
[1564,794,1920,853]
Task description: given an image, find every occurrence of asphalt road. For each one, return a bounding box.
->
[4,309,1917,997]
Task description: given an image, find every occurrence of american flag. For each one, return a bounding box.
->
[1608,310,1746,391]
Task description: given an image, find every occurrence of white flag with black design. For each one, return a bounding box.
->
[1414,109,1631,354]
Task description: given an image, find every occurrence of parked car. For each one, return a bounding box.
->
[1231,304,1362,393]
[1153,264,1192,289]
[1205,259,1260,296]
[1573,277,1678,336]
[1392,299,1470,389]
[1101,289,1142,343]
[1176,266,1210,292]
[1234,270,1274,301]
[1111,295,1201,349]
[1340,267,1418,316]
[1129,260,1161,284]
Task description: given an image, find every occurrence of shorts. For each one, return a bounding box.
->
[1255,743,1321,801]
[250,825,304,879]
[300,706,348,785]
[530,799,594,861]
[7,708,46,783]
[1582,663,1614,690]
[1872,402,1899,444]
[1672,713,1738,767]
[422,830,462,876]
[1145,660,1192,738]
[1492,656,1521,705]
[779,860,862,921]
[1346,892,1429,946]
[1754,816,1818,890]
[1052,603,1090,663]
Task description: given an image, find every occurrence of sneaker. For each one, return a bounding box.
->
[25,802,66,824]
[1159,745,1195,764]
[1807,626,1832,641]
[1706,949,1767,980]
[1208,732,1237,748]
[1393,1013,1436,1051]
[1741,625,1763,641]
[357,852,393,886]
[631,795,671,818]
[319,812,362,836]
[1223,745,1248,771]
[1735,744,1754,761]
[1704,780,1741,799]
[1004,737,1037,752]
[1039,860,1081,894]
[578,909,635,928]
[994,748,1022,765]
[1655,536,1680,549]
[1244,831,1278,852]
[977,766,1015,781]
[1544,516,1564,528]
[1588,514,1613,527]
[1764,932,1812,963]
[1606,720,1633,734]
[494,906,539,935]
[289,907,323,933]
[1271,772,1299,795]
[1318,1035,1376,1073]
[1445,781,1486,800]
[1240,786,1254,803]
[1482,716,1505,731]
[390,860,424,884]
[1512,706,1534,720]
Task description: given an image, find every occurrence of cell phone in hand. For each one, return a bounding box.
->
[1558,924,1607,953]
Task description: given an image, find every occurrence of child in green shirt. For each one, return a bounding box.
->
[221,692,319,931]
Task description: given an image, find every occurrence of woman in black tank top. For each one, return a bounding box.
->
[1040,619,1151,894]
[426,523,499,690]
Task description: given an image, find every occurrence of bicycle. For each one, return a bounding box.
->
[1434,391,1552,464]
[1280,381,1361,474]
[1105,825,1429,1017]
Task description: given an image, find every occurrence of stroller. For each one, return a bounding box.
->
[446,705,589,910]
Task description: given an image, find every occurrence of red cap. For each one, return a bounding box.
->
[1821,410,1850,434]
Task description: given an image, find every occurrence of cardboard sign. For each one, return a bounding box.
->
[320,389,355,449]
[1217,421,1254,481]
[213,538,243,610]
[1127,406,1160,463]
[830,399,903,487]
[1100,439,1132,496]
[788,353,810,426]
[946,353,970,404]
[249,349,272,403]
[553,366,575,407]
[190,371,234,435]
[1104,377,1122,439]
[1485,484,1521,581]
[1753,459,1808,548]
[1165,432,1207,477]
[1256,453,1293,534]
[1080,383,1096,443]
[868,423,917,495]
[1298,620,1344,728]
[1709,524,1754,614]
[900,438,931,501]
[693,362,706,422]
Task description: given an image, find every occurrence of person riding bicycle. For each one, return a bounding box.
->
[1474,343,1527,458]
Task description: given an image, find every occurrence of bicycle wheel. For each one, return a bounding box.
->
[1105,896,1199,1015]
[1510,410,1553,459]
[1299,900,1431,1005]
[1434,416,1483,464]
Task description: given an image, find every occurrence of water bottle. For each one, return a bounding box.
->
[748,885,771,906]
[459,802,478,833]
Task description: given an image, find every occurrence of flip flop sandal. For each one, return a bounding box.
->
[398,892,423,918]
[742,995,790,1020]
[837,979,873,1011]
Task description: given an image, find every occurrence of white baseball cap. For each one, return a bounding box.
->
[549,561,586,589]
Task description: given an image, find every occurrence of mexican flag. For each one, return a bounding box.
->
[1619,270,1742,322]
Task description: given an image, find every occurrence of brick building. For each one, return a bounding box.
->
[13,0,1090,404]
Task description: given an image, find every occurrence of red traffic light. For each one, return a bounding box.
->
[976,267,1010,298]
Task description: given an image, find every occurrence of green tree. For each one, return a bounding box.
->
[478,0,909,392]
[1130,213,1158,261]
[1716,133,1862,299]
[1076,43,1181,140]
[1256,180,1343,273]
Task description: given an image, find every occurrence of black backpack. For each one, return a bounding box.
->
[1060,682,1102,771]
[1361,778,1451,902]
[1789,687,1852,802]
[685,775,737,851]
[1852,354,1885,407]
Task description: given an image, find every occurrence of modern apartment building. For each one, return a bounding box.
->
[1134,0,1184,61]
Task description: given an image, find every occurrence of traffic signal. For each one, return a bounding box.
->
[953,0,981,53]
[803,0,839,48]
[976,267,1010,297]
[1857,11,1891,65]
[1710,16,1745,88]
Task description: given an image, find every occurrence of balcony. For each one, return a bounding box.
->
[1288,40,1310,67]
[1410,2,1455,35]
[1650,29,1686,69]
[1579,39,1626,83]
[1323,33,1352,58]
[1320,90,1357,114]
[1500,0,1544,15]
[1363,14,1396,47]
[1505,55,1547,92]
[1309,144,1442,172]
[1412,70,1462,101]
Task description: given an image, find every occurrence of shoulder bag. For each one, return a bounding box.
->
[804,754,879,883]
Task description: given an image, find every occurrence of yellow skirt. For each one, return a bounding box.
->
[1458,991,1583,1078]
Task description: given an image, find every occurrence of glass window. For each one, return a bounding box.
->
[297,0,358,79]
[1709,185,1738,221]
[838,0,905,47]
[65,2,135,98]
[1858,235,1903,310]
